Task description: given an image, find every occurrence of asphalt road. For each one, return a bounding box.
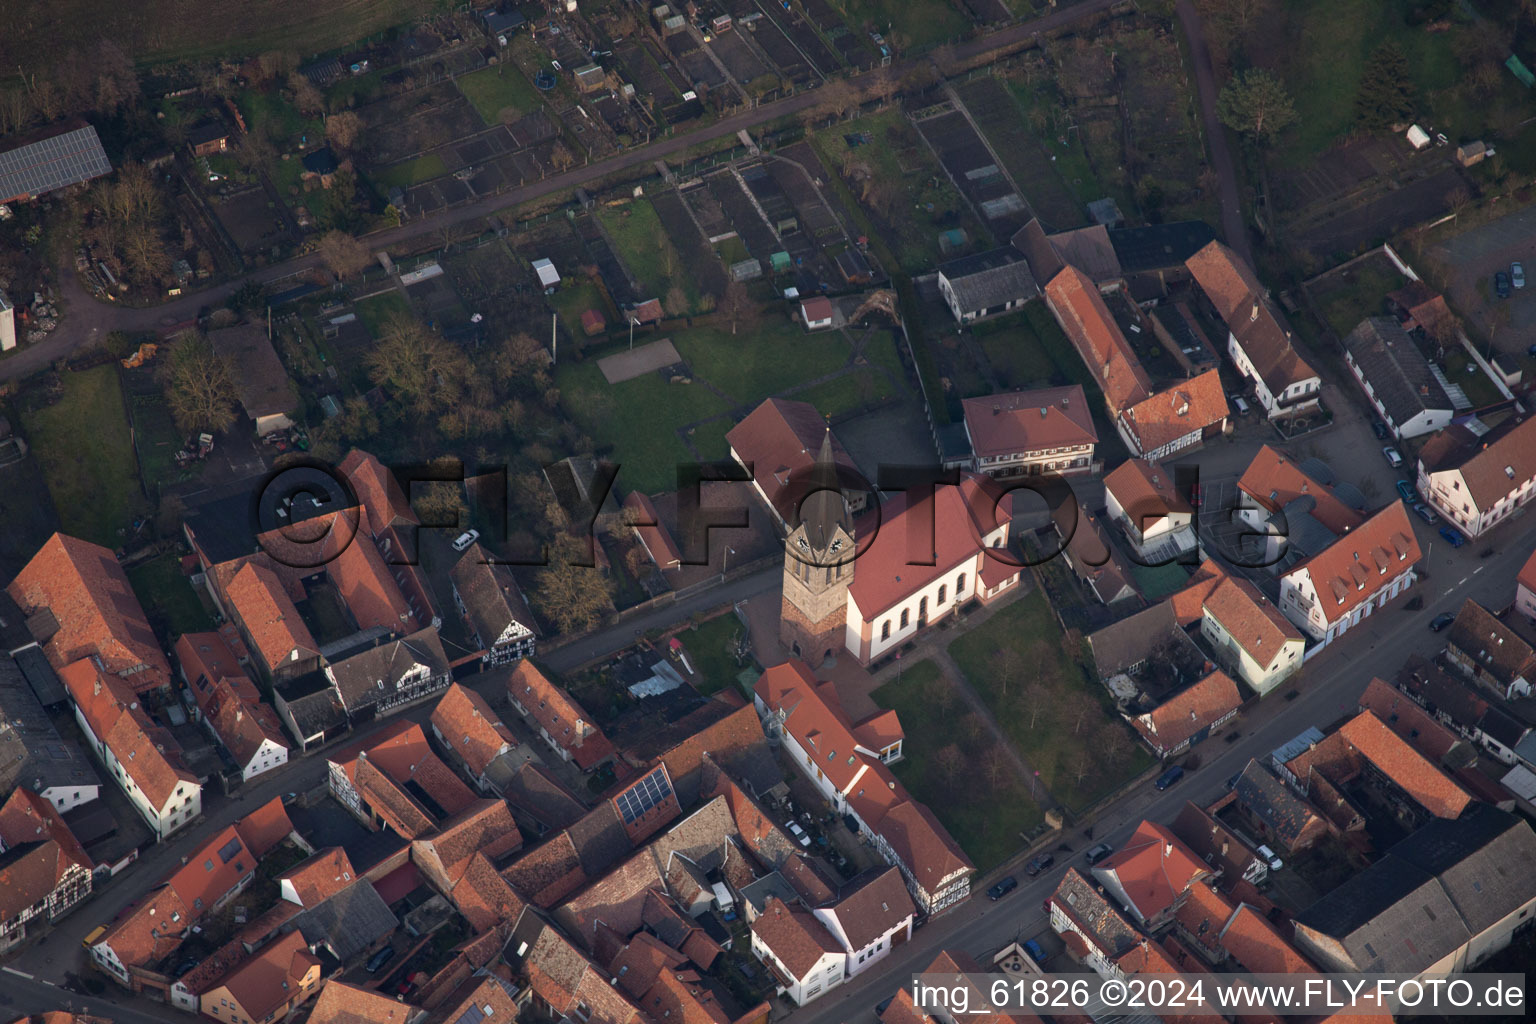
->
[1176,0,1250,264]
[0,0,1122,384]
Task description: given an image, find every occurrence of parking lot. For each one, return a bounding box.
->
[1427,203,1536,355]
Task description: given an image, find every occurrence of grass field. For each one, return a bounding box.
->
[1310,257,1406,338]
[456,64,544,126]
[557,359,733,495]
[671,320,851,408]
[373,153,449,190]
[681,612,752,695]
[130,392,201,497]
[948,590,1152,812]
[237,88,321,146]
[872,660,1043,874]
[127,553,216,637]
[5,0,449,68]
[830,0,969,52]
[354,290,412,337]
[18,366,145,548]
[793,368,892,418]
[595,198,700,312]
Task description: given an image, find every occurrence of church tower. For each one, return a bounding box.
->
[779,430,855,666]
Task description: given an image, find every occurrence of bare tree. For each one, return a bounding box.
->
[325,111,363,154]
[315,230,372,281]
[1019,682,1050,730]
[287,72,325,117]
[719,279,756,336]
[549,140,576,172]
[936,744,965,783]
[983,747,1009,788]
[365,313,467,415]
[160,332,239,434]
[962,713,987,743]
[663,285,689,318]
[990,646,1016,697]
[1068,694,1095,735]
[1069,747,1093,788]
[925,672,958,715]
[534,541,615,633]
[1446,186,1473,224]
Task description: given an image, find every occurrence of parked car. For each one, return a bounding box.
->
[988,876,1019,900]
[1496,270,1511,298]
[1188,482,1203,508]
[1429,612,1456,632]
[1382,446,1404,468]
[1395,479,1416,502]
[365,947,396,974]
[1024,853,1055,877]
[1256,844,1284,871]
[1371,419,1390,440]
[1513,262,1526,289]
[1084,843,1115,865]
[1439,526,1467,548]
[1023,939,1049,964]
[1154,765,1185,791]
[1232,395,1251,416]
[452,529,480,552]
[1412,502,1438,524]
[785,821,812,847]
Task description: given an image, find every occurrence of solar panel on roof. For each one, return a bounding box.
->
[0,124,112,200]
[615,765,673,824]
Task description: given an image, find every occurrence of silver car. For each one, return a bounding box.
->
[1513,262,1526,290]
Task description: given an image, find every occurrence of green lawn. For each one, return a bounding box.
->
[19,366,145,548]
[456,64,545,126]
[127,552,216,638]
[1311,258,1406,337]
[681,612,752,695]
[373,153,449,190]
[594,198,700,312]
[1442,346,1504,408]
[557,359,733,496]
[830,0,969,52]
[131,392,202,497]
[670,320,851,408]
[1271,1,1499,164]
[354,290,412,337]
[551,277,613,344]
[948,590,1153,812]
[872,660,1044,874]
[237,87,321,146]
[793,368,894,419]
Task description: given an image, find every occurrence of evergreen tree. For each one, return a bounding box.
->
[1354,42,1415,132]
[1217,68,1298,146]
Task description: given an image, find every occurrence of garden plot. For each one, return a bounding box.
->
[955,76,1087,233]
[756,0,842,78]
[706,170,781,260]
[574,213,640,308]
[767,159,844,247]
[775,140,882,278]
[665,31,727,90]
[740,163,825,277]
[913,105,1030,239]
[651,189,728,300]
[1116,22,1210,223]
[212,187,289,255]
[802,0,876,69]
[361,83,484,166]
[706,30,770,87]
[724,0,816,88]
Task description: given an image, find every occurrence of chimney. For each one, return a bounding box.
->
[1040,407,1048,418]
[1250,302,1259,322]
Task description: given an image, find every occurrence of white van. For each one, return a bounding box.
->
[1232,396,1250,416]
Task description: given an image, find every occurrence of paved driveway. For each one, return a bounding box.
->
[1429,203,1536,354]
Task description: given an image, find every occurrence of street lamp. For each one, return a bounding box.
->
[721,545,735,582]
[629,316,640,350]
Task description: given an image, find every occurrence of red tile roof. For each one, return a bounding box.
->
[235,795,295,857]
[1118,370,1228,456]
[961,386,1097,459]
[725,398,858,520]
[750,896,842,978]
[1170,559,1229,627]
[337,449,418,538]
[1172,880,1234,959]
[95,884,191,969]
[524,923,646,1024]
[507,660,614,770]
[1219,902,1315,973]
[1356,677,1460,763]
[1186,241,1316,393]
[1419,413,1536,510]
[1104,458,1191,527]
[280,847,357,906]
[449,850,526,932]
[416,798,524,886]
[59,659,196,812]
[201,677,289,770]
[431,681,517,777]
[1132,670,1242,755]
[826,866,914,950]
[308,981,420,1024]
[1336,711,1470,818]
[225,561,318,671]
[0,790,92,926]
[1283,500,1420,624]
[324,524,419,633]
[213,928,321,1023]
[1237,446,1365,535]
[846,474,1013,616]
[1200,577,1304,668]
[7,533,171,692]
[1521,547,1536,598]
[623,491,682,570]
[174,630,248,691]
[757,662,874,792]
[166,823,254,913]
[877,801,973,896]
[1044,266,1152,413]
[1094,820,1211,922]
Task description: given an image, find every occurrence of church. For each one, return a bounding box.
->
[778,431,1024,665]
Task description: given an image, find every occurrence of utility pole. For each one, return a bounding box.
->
[551,313,558,364]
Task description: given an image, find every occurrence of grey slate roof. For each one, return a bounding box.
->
[1296,805,1536,973]
[1087,601,1180,680]
[12,646,66,706]
[503,761,586,831]
[290,878,399,960]
[1108,221,1217,274]
[0,121,112,201]
[450,545,537,651]
[937,247,1039,313]
[1343,317,1453,426]
[1233,758,1322,848]
[325,627,448,712]
[740,871,801,916]
[274,669,348,740]
[0,658,101,795]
